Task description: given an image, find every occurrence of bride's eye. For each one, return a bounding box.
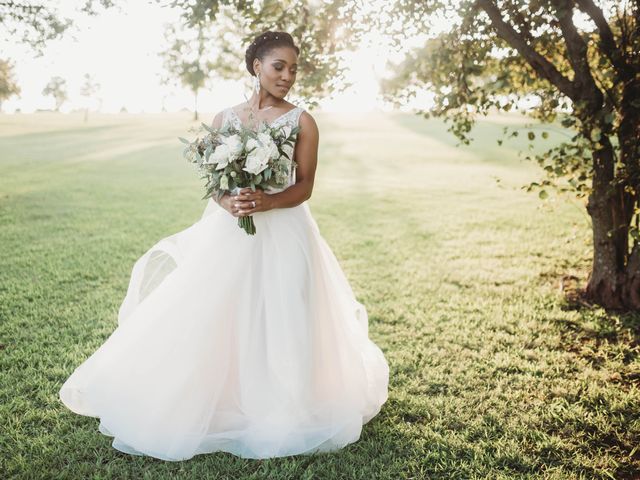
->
[273,63,296,74]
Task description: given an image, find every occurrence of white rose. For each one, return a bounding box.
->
[256,132,279,160]
[223,134,243,157]
[210,144,231,169]
[245,137,259,152]
[210,134,243,170]
[243,146,271,175]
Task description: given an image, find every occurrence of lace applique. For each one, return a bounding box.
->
[225,106,303,130]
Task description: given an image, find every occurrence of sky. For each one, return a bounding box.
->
[0,1,605,115]
[0,1,420,114]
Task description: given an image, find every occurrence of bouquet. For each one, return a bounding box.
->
[179,119,300,235]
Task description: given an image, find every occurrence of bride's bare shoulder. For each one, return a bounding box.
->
[298,110,318,133]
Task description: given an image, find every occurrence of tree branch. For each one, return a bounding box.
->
[475,0,577,100]
[550,0,602,102]
[575,0,634,81]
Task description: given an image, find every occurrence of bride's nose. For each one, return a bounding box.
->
[280,71,293,83]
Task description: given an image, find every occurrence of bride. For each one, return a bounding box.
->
[59,30,390,461]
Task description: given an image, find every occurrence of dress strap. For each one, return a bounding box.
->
[292,107,305,127]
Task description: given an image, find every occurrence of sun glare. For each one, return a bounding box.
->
[0,2,415,115]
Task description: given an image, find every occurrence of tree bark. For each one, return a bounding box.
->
[194,90,199,121]
[584,132,640,310]
[584,138,627,309]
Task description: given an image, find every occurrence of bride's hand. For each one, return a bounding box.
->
[216,192,242,217]
[233,187,272,216]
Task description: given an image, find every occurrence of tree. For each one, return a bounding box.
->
[372,0,640,311]
[0,58,20,111]
[0,1,116,53]
[161,0,360,107]
[80,73,100,122]
[42,76,68,112]
[159,22,218,121]
[161,0,640,310]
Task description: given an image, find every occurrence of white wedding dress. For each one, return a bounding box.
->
[59,105,390,461]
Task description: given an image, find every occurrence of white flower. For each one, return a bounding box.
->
[244,144,271,174]
[209,144,231,168]
[256,132,280,160]
[243,133,279,175]
[209,134,243,170]
[224,134,243,157]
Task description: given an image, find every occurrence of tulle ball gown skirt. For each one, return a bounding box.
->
[59,198,390,461]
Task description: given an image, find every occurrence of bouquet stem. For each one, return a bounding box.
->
[238,215,256,235]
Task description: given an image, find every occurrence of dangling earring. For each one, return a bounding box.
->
[254,73,261,94]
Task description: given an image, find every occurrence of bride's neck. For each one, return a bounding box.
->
[247,91,283,111]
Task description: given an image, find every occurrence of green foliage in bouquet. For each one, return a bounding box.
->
[179,120,300,235]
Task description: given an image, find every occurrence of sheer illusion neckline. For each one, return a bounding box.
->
[228,106,299,129]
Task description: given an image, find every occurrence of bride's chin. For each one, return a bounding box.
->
[270,88,290,99]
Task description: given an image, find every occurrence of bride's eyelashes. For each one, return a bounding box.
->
[272,63,297,75]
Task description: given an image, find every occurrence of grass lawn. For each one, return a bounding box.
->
[0,110,638,479]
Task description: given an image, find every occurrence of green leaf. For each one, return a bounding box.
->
[178,136,191,144]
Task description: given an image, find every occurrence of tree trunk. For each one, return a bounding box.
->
[584,139,626,309]
[623,242,640,309]
[618,76,640,310]
[585,136,640,310]
[194,91,199,121]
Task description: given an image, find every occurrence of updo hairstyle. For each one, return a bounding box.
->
[245,31,300,76]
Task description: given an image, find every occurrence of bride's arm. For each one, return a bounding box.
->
[263,111,319,209]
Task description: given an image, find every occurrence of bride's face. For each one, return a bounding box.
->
[254,46,298,99]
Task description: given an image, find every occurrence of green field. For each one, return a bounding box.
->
[0,111,638,479]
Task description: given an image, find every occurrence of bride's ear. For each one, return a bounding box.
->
[253,58,261,76]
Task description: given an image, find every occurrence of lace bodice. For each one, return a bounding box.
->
[222,105,305,193]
